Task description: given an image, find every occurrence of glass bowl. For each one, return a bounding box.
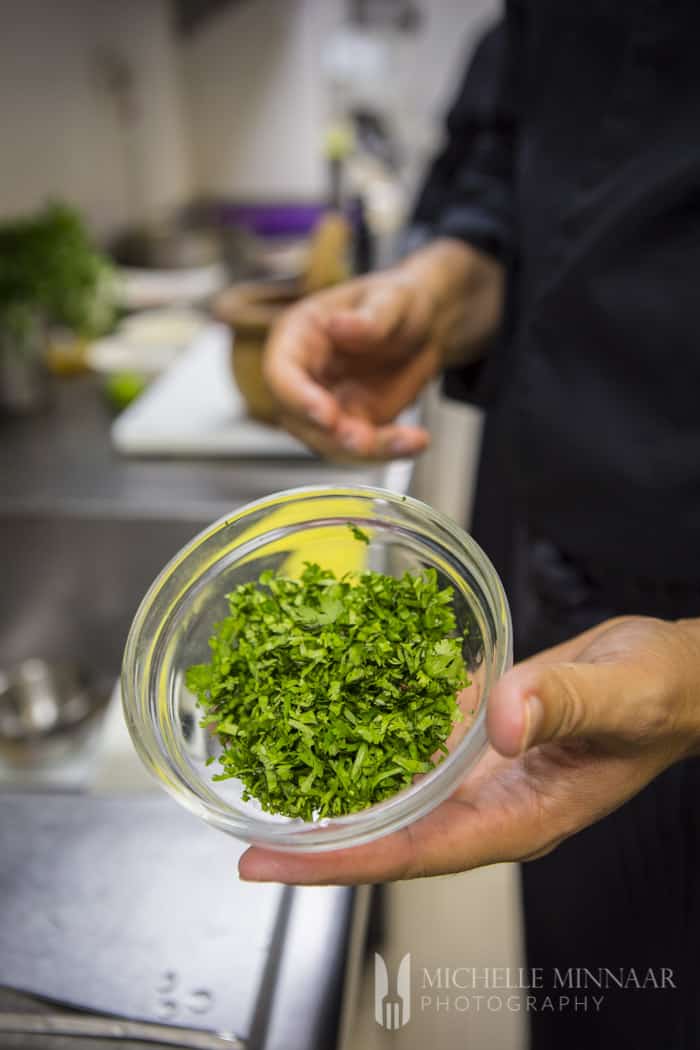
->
[122,486,512,852]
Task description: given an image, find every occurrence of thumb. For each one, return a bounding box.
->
[325,281,409,351]
[486,659,649,757]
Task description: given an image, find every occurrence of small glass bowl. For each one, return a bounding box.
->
[122,486,512,852]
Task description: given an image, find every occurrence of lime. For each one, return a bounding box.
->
[104,371,147,411]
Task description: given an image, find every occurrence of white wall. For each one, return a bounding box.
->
[395,0,500,197]
[0,0,499,232]
[183,0,499,202]
[0,0,191,236]
[183,0,341,199]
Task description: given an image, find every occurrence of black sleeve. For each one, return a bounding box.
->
[442,4,521,406]
[434,4,521,262]
[410,22,505,235]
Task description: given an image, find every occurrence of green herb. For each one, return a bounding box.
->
[0,202,115,337]
[186,564,468,821]
[347,523,370,544]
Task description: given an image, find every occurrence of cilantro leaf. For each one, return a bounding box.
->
[347,523,370,545]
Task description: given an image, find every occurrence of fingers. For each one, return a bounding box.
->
[238,745,568,885]
[487,654,652,757]
[263,307,340,428]
[239,826,418,885]
[485,619,634,758]
[280,412,430,462]
[238,788,516,885]
[269,328,438,462]
[325,280,414,351]
[332,420,431,460]
[263,276,404,426]
[262,274,433,461]
[357,339,442,424]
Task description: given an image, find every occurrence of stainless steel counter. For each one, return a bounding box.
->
[1,374,410,520]
[0,793,361,1050]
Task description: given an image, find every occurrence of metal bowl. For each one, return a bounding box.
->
[0,659,109,770]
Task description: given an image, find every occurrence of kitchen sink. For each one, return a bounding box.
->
[0,509,215,790]
[0,510,212,693]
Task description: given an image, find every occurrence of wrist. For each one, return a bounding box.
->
[396,238,505,365]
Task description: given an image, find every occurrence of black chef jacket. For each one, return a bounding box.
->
[406,23,505,250]
[439,0,700,584]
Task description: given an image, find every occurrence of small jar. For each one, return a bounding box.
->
[122,487,512,852]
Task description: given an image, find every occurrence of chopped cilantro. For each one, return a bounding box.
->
[347,523,370,544]
[186,563,468,821]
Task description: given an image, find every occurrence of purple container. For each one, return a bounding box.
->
[203,200,362,239]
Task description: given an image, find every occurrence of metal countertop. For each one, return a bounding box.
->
[1,374,410,521]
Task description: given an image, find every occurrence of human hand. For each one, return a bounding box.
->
[239,616,700,883]
[262,239,503,461]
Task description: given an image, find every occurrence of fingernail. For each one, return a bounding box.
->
[339,427,361,452]
[238,860,268,882]
[239,870,265,882]
[521,695,544,752]
[387,436,414,457]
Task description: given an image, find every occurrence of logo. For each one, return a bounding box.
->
[375,953,411,1029]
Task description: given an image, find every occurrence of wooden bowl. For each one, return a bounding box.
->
[214,280,302,423]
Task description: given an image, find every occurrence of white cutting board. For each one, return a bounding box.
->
[112,323,312,457]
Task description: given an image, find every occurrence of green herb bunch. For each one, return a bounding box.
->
[186,561,469,821]
[0,202,114,338]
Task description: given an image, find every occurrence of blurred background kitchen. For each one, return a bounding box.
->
[0,2,523,1049]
